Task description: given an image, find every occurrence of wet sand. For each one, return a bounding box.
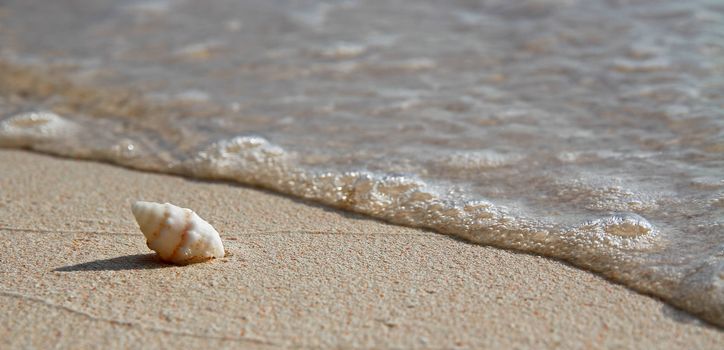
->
[0,150,721,349]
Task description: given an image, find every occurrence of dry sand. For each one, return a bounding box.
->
[0,149,721,349]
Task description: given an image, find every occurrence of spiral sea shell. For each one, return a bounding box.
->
[131,201,225,264]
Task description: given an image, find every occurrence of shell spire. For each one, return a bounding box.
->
[131,201,225,264]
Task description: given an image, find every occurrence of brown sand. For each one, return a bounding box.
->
[0,150,721,349]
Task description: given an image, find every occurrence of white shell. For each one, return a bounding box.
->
[131,201,225,264]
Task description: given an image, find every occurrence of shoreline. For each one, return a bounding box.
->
[1,56,720,327]
[1,149,721,348]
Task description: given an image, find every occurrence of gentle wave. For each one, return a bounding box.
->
[0,0,722,327]
[1,108,720,326]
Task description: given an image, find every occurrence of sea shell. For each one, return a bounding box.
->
[131,201,225,264]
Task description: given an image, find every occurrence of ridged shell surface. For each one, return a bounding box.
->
[131,201,225,264]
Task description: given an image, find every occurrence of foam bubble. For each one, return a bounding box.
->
[173,40,225,61]
[319,42,367,59]
[611,57,671,72]
[442,150,522,170]
[191,136,289,177]
[0,111,77,146]
[586,213,655,238]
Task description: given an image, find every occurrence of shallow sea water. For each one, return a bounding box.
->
[0,0,722,326]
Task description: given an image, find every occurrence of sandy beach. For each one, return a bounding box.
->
[0,149,721,349]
